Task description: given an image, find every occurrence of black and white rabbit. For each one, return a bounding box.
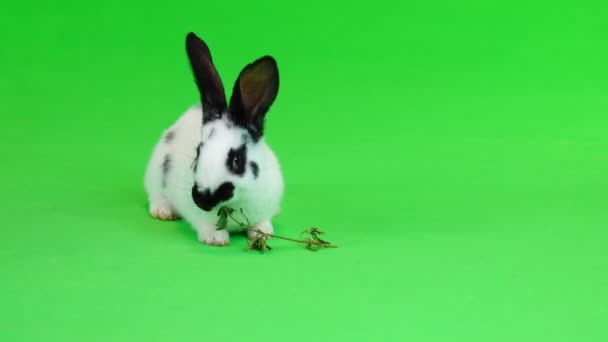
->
[144,32,283,246]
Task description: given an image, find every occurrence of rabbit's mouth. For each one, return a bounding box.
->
[191,182,235,212]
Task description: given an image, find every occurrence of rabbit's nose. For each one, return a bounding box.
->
[191,182,235,212]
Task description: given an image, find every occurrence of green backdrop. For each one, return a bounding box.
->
[1,0,607,341]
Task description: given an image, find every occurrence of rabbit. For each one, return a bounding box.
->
[144,32,284,246]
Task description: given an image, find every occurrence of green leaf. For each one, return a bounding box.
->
[216,206,233,230]
[216,215,227,230]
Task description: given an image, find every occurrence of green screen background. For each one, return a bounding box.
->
[1,1,607,340]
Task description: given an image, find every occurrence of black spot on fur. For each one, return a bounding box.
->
[207,128,216,140]
[161,155,171,187]
[250,161,259,178]
[191,182,235,212]
[226,145,247,176]
[164,130,176,143]
[192,143,202,171]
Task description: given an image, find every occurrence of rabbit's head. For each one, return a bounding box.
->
[186,33,280,212]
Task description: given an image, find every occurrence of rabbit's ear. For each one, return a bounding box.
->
[186,32,227,122]
[228,56,279,141]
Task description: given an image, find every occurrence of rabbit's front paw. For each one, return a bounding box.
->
[198,227,230,246]
[248,220,274,240]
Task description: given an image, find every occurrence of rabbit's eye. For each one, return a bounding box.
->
[226,145,247,176]
[232,155,242,169]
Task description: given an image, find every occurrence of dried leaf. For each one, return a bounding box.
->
[247,237,271,252]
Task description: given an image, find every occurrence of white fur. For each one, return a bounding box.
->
[144,104,284,246]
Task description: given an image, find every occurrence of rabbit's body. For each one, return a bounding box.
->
[144,33,284,246]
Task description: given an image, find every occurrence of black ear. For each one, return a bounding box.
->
[186,32,227,122]
[228,56,279,141]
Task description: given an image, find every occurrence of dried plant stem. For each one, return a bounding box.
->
[251,228,339,248]
[217,206,338,252]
